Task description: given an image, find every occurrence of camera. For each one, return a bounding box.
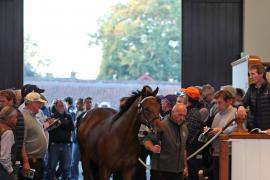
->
[19,166,35,179]
[26,168,35,179]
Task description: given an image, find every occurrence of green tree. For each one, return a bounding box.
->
[90,0,181,81]
[24,34,52,77]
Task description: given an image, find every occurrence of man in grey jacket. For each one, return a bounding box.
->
[144,103,189,180]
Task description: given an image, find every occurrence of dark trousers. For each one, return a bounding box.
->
[212,156,219,180]
[0,165,15,180]
[133,145,150,180]
[48,143,71,180]
[18,158,44,180]
[212,156,231,180]
[203,156,231,180]
[188,155,204,180]
[150,170,184,180]
[70,142,80,180]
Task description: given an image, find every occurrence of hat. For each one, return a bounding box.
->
[162,94,177,106]
[175,91,185,97]
[156,95,164,103]
[21,84,45,99]
[40,94,48,102]
[25,92,47,103]
[181,86,200,100]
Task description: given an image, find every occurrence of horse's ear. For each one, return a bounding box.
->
[141,85,152,97]
[152,87,159,96]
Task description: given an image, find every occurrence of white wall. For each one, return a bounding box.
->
[244,0,270,62]
[232,139,270,180]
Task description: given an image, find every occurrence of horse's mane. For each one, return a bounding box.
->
[112,90,141,121]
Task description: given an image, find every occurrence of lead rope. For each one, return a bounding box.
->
[187,118,235,160]
[138,118,236,167]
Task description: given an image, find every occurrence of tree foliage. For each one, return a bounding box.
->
[24,35,52,78]
[90,0,181,81]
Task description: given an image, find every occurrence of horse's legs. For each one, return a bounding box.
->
[81,154,92,180]
[99,166,111,180]
[122,167,136,180]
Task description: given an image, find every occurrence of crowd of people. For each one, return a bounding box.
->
[0,84,94,180]
[138,64,270,180]
[0,63,270,180]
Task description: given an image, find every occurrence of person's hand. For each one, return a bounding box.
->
[208,127,221,136]
[21,162,30,177]
[236,106,247,120]
[183,167,188,177]
[198,170,204,179]
[265,129,270,135]
[48,118,58,124]
[43,118,57,129]
[203,126,211,133]
[8,168,14,175]
[151,145,161,153]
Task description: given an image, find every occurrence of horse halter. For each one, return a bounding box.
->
[138,101,160,127]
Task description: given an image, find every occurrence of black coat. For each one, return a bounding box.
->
[243,81,270,130]
[49,112,74,144]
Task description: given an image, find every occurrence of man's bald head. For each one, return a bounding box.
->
[171,103,187,125]
[172,103,186,112]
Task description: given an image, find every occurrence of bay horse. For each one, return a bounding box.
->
[77,86,160,180]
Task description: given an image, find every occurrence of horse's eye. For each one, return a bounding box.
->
[145,108,150,112]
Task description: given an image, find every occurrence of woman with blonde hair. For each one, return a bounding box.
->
[0,106,17,179]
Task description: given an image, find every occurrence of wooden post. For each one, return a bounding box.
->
[219,134,229,180]
[231,116,248,135]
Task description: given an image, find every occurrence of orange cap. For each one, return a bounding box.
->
[181,86,200,100]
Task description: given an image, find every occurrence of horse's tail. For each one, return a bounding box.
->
[89,160,100,180]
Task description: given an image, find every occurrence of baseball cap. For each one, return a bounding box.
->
[25,92,47,103]
[21,84,45,99]
[162,94,177,106]
[181,86,200,100]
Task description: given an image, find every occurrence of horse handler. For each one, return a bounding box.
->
[144,103,189,180]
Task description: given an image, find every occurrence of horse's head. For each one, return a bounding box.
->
[138,86,160,127]
[141,85,159,98]
[112,85,160,127]
[138,96,161,128]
